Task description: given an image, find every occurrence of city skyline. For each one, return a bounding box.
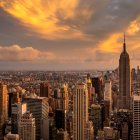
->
[0,0,140,70]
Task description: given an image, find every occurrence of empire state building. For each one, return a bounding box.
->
[118,35,131,110]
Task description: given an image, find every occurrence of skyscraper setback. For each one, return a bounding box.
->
[118,35,131,110]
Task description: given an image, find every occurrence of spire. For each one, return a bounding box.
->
[123,32,126,52]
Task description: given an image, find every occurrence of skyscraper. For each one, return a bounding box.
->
[0,84,8,140]
[55,109,66,130]
[23,96,49,140]
[59,83,69,111]
[73,82,89,140]
[118,34,131,110]
[91,77,103,103]
[19,112,36,140]
[133,95,140,140]
[104,80,112,124]
[11,103,27,134]
[40,82,51,98]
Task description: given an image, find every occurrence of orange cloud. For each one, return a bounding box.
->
[127,16,140,35]
[98,33,122,53]
[0,45,55,61]
[1,0,92,39]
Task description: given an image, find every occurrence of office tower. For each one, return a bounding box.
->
[11,103,27,134]
[23,96,49,140]
[19,112,35,140]
[48,117,57,140]
[87,121,94,140]
[40,82,51,98]
[8,92,21,118]
[132,68,136,81]
[55,109,66,130]
[122,122,128,140]
[104,80,112,126]
[5,121,12,135]
[56,129,69,140]
[118,35,131,110]
[87,79,94,106]
[73,82,89,140]
[0,84,8,140]
[4,132,19,140]
[91,77,103,103]
[97,127,119,140]
[133,95,140,140]
[67,112,73,138]
[136,66,140,81]
[60,83,69,110]
[90,104,102,137]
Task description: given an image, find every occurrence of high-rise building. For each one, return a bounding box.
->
[91,77,103,103]
[8,92,21,118]
[4,132,19,140]
[55,109,66,130]
[0,84,8,140]
[73,82,89,140]
[133,95,140,140]
[90,104,102,137]
[59,83,69,110]
[19,112,35,140]
[40,82,51,98]
[122,122,128,140]
[118,35,131,110]
[11,103,27,134]
[104,80,112,125]
[87,79,94,106]
[23,96,49,140]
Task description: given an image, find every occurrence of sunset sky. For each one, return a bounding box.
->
[0,0,140,70]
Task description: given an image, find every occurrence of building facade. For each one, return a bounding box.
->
[0,84,8,140]
[118,36,131,110]
[4,133,19,140]
[23,96,49,140]
[133,95,140,140]
[19,112,35,140]
[73,82,89,140]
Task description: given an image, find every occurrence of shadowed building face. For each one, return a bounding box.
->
[118,35,131,110]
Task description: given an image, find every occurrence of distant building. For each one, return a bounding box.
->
[19,112,35,140]
[8,92,21,118]
[133,95,140,140]
[23,96,49,140]
[87,79,94,106]
[73,82,91,140]
[59,84,69,111]
[122,122,128,140]
[118,35,131,110]
[4,132,19,140]
[132,68,136,81]
[11,103,27,134]
[56,129,69,140]
[97,127,119,140]
[104,80,112,125]
[91,77,103,103]
[0,84,8,140]
[40,82,51,98]
[55,109,66,130]
[90,104,102,137]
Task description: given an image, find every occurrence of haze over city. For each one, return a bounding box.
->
[0,0,140,70]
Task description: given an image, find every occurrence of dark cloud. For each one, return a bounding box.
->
[0,0,140,70]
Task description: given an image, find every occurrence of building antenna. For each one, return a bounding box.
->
[123,32,126,52]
